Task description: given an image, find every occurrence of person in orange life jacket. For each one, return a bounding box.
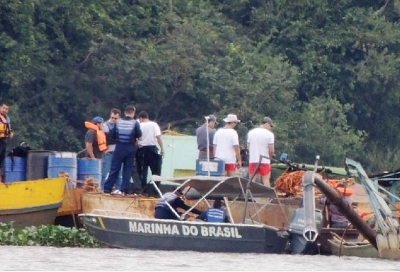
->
[0,103,14,183]
[85,117,107,159]
[103,105,142,195]
[101,108,122,190]
[197,198,230,223]
[154,188,203,220]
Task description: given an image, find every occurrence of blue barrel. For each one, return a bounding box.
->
[47,152,77,181]
[78,158,102,186]
[4,156,27,183]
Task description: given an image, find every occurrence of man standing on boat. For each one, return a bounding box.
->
[136,110,164,195]
[154,189,203,220]
[101,108,122,190]
[196,114,218,160]
[246,117,275,187]
[0,103,14,183]
[85,116,107,159]
[213,114,242,176]
[104,105,142,195]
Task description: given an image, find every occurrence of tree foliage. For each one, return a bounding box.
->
[1,0,400,172]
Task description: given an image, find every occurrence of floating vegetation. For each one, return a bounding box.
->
[0,222,101,248]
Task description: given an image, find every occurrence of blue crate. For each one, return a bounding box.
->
[195,159,225,176]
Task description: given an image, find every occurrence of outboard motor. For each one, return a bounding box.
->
[288,207,323,254]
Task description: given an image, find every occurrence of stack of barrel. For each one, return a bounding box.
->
[3,150,102,188]
[3,156,27,182]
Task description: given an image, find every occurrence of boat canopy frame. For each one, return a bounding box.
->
[151,174,277,222]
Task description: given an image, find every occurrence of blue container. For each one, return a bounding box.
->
[78,158,102,186]
[4,156,27,183]
[195,159,225,176]
[47,152,77,181]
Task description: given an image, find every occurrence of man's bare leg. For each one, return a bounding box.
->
[262,174,271,187]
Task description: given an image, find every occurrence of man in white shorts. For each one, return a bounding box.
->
[213,114,242,176]
[247,117,275,187]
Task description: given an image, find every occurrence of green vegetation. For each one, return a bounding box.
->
[0,222,101,248]
[1,0,400,173]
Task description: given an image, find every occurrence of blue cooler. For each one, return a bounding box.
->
[195,159,225,176]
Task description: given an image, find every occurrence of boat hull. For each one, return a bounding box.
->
[55,187,84,227]
[0,177,67,228]
[81,192,364,254]
[0,203,62,229]
[80,214,290,253]
[328,238,379,258]
[318,228,361,254]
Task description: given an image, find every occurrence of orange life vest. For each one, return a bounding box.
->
[85,121,107,152]
[354,208,375,224]
[0,114,10,139]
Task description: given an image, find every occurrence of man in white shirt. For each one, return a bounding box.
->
[213,114,242,176]
[136,111,164,195]
[247,117,275,187]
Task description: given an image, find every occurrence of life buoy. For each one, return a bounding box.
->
[85,121,107,152]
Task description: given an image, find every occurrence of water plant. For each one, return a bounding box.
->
[0,222,101,248]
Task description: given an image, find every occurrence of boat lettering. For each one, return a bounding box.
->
[129,222,180,235]
[128,222,242,238]
[201,226,242,238]
[182,225,199,236]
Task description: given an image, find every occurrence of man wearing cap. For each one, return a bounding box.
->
[154,188,203,220]
[213,114,242,176]
[196,114,218,160]
[247,117,275,186]
[85,116,107,159]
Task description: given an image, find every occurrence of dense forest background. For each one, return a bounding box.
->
[1,0,400,174]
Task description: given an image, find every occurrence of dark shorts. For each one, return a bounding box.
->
[0,140,7,170]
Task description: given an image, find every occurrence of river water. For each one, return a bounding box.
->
[1,246,399,271]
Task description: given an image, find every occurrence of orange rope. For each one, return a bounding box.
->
[274,170,306,197]
[274,170,355,198]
